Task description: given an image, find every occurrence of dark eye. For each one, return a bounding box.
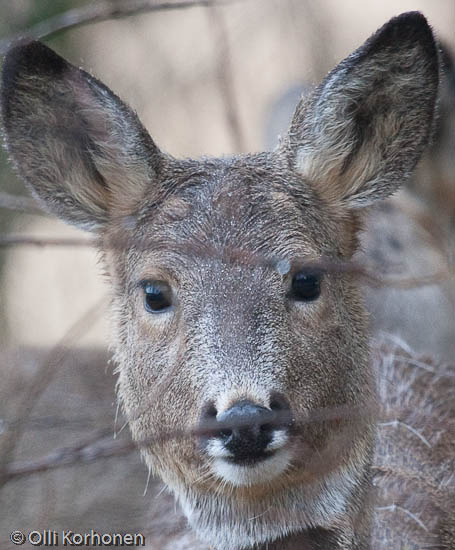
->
[290,271,322,302]
[142,281,173,313]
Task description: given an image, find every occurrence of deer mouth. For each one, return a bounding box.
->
[224,450,276,466]
[204,428,292,486]
[210,447,293,487]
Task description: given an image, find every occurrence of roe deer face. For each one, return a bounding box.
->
[103,154,373,492]
[1,11,439,548]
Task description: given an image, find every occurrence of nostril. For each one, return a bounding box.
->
[201,401,218,419]
[269,393,293,430]
[219,428,232,438]
[270,400,283,411]
[260,423,272,433]
[269,393,290,412]
[199,402,219,440]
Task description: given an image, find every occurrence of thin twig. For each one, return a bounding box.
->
[0,0,237,56]
[0,192,44,215]
[207,5,246,152]
[0,234,451,290]
[2,402,370,483]
[0,298,107,487]
[2,430,119,482]
[375,504,429,533]
[0,235,93,248]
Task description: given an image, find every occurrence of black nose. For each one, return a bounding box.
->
[201,399,291,464]
[218,400,273,463]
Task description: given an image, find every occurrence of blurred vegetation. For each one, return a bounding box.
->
[0,0,93,193]
[0,0,92,339]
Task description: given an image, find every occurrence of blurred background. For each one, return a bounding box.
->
[0,1,453,547]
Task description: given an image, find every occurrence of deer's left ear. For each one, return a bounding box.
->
[284,12,439,208]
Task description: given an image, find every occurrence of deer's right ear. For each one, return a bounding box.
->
[1,41,163,230]
[283,12,439,209]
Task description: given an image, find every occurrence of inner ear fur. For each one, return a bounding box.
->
[1,40,164,230]
[283,12,439,209]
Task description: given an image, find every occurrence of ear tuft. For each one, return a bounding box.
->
[4,39,69,79]
[365,12,437,55]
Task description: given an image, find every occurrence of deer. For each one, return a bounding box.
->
[1,11,454,550]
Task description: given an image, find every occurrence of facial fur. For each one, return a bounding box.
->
[105,155,375,547]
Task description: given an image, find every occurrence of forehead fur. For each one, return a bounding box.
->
[109,152,355,269]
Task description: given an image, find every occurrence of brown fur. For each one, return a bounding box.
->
[1,12,452,550]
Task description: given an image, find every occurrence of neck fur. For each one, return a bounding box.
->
[175,458,371,550]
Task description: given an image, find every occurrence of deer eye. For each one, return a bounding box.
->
[142,281,173,313]
[290,271,322,302]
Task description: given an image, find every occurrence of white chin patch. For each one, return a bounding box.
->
[212,448,292,487]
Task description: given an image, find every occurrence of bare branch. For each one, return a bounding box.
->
[2,402,369,484]
[0,233,451,290]
[2,430,121,482]
[207,5,246,152]
[4,393,443,485]
[0,298,107,487]
[0,234,93,248]
[0,192,44,216]
[0,0,238,56]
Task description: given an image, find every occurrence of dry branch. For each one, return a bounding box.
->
[0,192,43,215]
[0,233,451,290]
[3,393,445,485]
[0,0,237,55]
[0,234,93,248]
[0,299,107,487]
[207,5,246,152]
[1,402,367,484]
[2,430,119,482]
